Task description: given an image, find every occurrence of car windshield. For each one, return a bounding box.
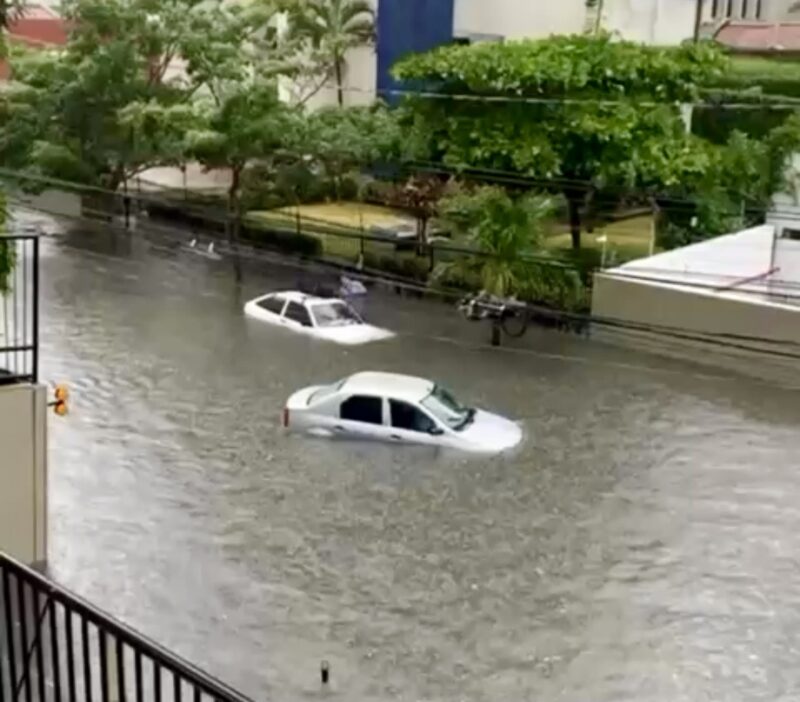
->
[421,385,474,431]
[308,379,345,404]
[311,302,362,327]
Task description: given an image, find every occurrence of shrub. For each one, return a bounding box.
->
[240,223,323,257]
[361,252,431,282]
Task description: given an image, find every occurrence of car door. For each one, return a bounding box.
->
[281,300,314,334]
[387,399,444,446]
[336,395,385,440]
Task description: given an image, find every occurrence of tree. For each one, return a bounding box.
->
[386,174,453,251]
[285,0,374,106]
[0,190,12,294]
[301,104,402,197]
[186,83,303,241]
[437,186,556,297]
[394,34,729,249]
[0,0,277,190]
[0,0,25,30]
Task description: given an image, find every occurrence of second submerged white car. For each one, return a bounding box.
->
[283,371,523,455]
[244,291,394,346]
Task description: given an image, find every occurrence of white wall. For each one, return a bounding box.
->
[603,0,697,45]
[454,0,587,39]
[280,0,378,109]
[0,384,48,567]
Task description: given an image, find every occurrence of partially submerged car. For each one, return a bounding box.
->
[244,291,394,346]
[284,371,523,454]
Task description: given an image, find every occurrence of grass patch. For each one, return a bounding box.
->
[249,201,419,263]
[545,215,656,264]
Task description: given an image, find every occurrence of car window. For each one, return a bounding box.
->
[284,301,312,327]
[421,384,472,430]
[340,395,383,425]
[257,295,286,315]
[311,302,361,327]
[309,379,345,405]
[390,400,436,434]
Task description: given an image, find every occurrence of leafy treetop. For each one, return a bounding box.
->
[394,33,728,102]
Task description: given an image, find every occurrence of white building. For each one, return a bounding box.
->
[296,0,708,110]
[591,222,800,380]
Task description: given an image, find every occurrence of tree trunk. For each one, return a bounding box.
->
[566,194,582,250]
[228,166,242,244]
[584,189,596,235]
[334,58,344,107]
[416,217,428,256]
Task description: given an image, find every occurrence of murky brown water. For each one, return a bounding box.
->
[23,211,800,701]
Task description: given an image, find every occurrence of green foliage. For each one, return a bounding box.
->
[394,35,730,249]
[301,104,402,195]
[0,0,25,30]
[285,0,374,105]
[0,190,13,294]
[436,186,556,297]
[394,34,727,101]
[0,0,277,189]
[241,220,324,257]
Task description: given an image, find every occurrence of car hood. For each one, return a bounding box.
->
[458,409,523,453]
[313,324,395,346]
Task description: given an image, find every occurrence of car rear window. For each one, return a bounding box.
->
[309,379,345,405]
[257,295,286,314]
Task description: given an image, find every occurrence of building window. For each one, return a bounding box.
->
[726,0,734,16]
[781,228,800,241]
[742,0,748,17]
[756,0,762,18]
[711,0,720,17]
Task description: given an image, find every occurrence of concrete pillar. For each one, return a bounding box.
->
[0,384,48,568]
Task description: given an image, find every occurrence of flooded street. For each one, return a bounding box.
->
[28,214,800,701]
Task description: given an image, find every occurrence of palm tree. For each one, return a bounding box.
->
[438,186,555,298]
[0,0,25,30]
[286,0,374,107]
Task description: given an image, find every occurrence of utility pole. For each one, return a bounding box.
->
[693,0,705,42]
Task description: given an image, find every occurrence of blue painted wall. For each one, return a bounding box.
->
[376,0,455,101]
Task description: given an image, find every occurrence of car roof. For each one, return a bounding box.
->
[341,372,434,403]
[260,291,343,305]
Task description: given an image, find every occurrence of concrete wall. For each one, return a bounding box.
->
[592,273,800,344]
[11,189,81,219]
[0,384,48,567]
[604,0,698,45]
[454,0,586,39]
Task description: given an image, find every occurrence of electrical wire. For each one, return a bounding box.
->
[11,195,800,362]
[17,199,800,393]
[6,166,800,296]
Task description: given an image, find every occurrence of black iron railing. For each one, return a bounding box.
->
[0,553,254,702]
[0,235,39,385]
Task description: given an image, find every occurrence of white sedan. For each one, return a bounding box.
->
[244,291,394,346]
[283,372,523,455]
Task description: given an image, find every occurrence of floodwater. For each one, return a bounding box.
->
[22,210,800,701]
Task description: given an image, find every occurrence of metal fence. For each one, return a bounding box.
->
[0,236,39,384]
[0,553,254,702]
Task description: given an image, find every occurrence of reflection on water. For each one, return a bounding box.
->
[26,213,800,702]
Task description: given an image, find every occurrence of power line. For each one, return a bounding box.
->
[6,165,800,295]
[11,196,800,364]
[316,83,800,111]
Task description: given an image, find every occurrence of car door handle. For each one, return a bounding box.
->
[390,434,402,441]
[333,425,346,433]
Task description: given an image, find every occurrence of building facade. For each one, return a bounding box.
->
[303,0,707,109]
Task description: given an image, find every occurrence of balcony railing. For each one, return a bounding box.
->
[0,553,254,702]
[0,235,39,385]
